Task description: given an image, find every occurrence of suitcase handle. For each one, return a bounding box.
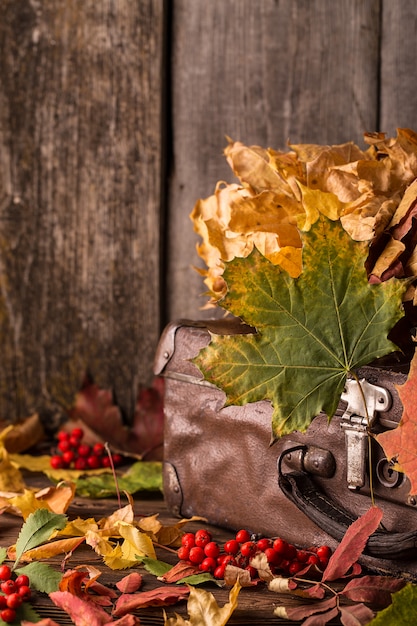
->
[278,445,417,561]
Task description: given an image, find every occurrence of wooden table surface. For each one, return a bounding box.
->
[0,473,341,625]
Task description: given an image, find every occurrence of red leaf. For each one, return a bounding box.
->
[339,603,374,626]
[115,573,143,594]
[342,575,406,608]
[112,585,190,617]
[303,607,339,626]
[50,591,111,626]
[284,597,337,621]
[321,506,383,582]
[160,560,200,583]
[69,374,164,460]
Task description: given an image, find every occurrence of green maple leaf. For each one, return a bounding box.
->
[194,217,406,439]
[368,583,417,625]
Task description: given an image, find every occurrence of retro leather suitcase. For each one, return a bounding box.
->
[154,318,417,578]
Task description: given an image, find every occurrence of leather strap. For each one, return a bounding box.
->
[278,446,417,561]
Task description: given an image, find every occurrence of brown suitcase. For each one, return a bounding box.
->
[154,318,417,578]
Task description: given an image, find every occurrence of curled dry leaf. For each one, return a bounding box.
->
[115,572,143,594]
[250,552,274,582]
[223,564,255,587]
[3,413,45,453]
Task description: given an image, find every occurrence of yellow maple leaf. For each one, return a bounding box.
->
[163,581,241,626]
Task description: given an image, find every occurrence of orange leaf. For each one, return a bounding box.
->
[20,536,85,562]
[377,350,417,493]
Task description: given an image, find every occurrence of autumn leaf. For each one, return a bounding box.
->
[342,575,406,608]
[74,461,163,498]
[377,349,417,493]
[321,506,383,582]
[15,561,62,593]
[194,216,406,438]
[15,536,85,562]
[367,583,417,625]
[273,596,338,622]
[163,581,241,626]
[159,560,200,583]
[112,585,190,617]
[50,590,113,626]
[115,572,143,594]
[3,413,45,453]
[14,509,67,567]
[69,374,164,461]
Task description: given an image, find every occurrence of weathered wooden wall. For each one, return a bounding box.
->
[167,0,381,321]
[0,0,164,422]
[0,0,416,425]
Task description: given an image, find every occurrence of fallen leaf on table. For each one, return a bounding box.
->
[3,413,45,453]
[50,590,114,626]
[159,560,200,583]
[137,514,206,547]
[7,483,76,519]
[112,585,190,617]
[100,495,135,528]
[12,536,85,562]
[341,575,406,608]
[115,572,143,593]
[163,580,241,626]
[74,461,163,498]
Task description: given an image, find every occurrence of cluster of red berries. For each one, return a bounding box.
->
[177,528,332,580]
[0,565,31,623]
[50,427,124,470]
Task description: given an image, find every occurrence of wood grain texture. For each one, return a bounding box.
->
[167,0,380,321]
[380,0,417,136]
[0,0,164,422]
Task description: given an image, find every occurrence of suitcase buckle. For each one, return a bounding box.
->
[340,379,392,490]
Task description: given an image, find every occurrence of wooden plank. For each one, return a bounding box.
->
[0,0,165,422]
[167,0,380,321]
[380,0,417,136]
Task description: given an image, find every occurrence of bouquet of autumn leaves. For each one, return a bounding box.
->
[190,128,417,494]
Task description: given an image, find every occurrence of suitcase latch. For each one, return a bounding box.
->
[340,378,391,490]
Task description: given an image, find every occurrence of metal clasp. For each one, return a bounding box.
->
[340,379,391,490]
